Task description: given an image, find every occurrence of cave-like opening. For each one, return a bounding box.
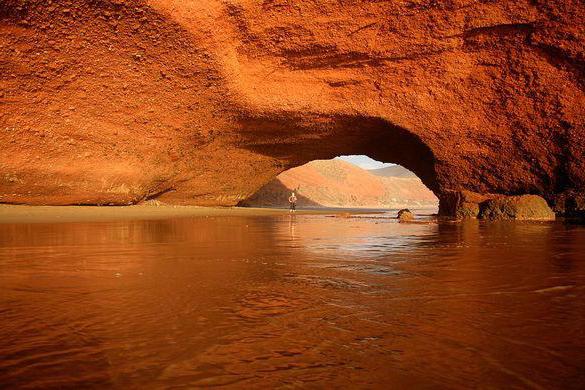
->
[238,155,439,210]
[236,115,440,210]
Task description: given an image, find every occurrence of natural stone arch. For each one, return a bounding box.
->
[235,114,439,198]
[0,0,583,216]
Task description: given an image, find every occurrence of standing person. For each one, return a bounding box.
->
[288,191,298,213]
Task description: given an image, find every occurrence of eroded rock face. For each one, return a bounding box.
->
[0,1,584,214]
[479,195,556,221]
[550,190,585,219]
[439,190,494,219]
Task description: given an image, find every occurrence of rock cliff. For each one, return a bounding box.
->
[1,1,583,215]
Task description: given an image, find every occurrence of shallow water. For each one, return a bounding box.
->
[0,212,584,389]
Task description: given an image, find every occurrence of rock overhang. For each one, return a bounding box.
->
[0,0,583,216]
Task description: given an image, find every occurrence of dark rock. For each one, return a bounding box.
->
[439,190,494,219]
[397,208,414,222]
[551,190,585,218]
[478,195,555,221]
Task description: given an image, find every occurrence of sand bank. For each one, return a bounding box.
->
[0,205,384,224]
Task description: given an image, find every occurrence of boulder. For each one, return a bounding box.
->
[439,190,495,219]
[550,191,585,219]
[478,195,555,221]
[397,209,414,222]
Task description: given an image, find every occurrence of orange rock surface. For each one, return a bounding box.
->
[241,160,438,209]
[0,1,584,214]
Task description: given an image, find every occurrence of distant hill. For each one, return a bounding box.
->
[369,165,417,178]
[240,160,437,209]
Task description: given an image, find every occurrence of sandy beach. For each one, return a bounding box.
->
[0,204,387,224]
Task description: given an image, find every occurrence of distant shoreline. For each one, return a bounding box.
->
[0,205,439,224]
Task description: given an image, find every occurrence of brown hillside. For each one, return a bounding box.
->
[369,165,417,178]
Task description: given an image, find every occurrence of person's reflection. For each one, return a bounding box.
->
[288,214,297,241]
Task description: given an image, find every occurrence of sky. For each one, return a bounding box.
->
[335,155,395,170]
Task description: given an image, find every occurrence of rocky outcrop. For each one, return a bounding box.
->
[397,209,414,222]
[549,190,585,219]
[478,195,555,221]
[440,191,556,220]
[0,1,584,215]
[439,190,495,219]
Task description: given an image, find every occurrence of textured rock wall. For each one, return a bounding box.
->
[0,0,584,214]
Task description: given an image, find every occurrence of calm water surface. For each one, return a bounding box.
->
[0,212,584,389]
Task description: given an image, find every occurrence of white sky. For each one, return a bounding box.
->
[335,155,395,170]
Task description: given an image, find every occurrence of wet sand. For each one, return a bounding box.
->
[0,205,393,224]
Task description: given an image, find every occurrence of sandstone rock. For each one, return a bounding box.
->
[478,195,556,221]
[0,1,583,212]
[397,209,414,222]
[550,190,585,218]
[439,190,495,219]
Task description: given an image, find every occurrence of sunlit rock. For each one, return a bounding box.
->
[478,195,556,221]
[397,209,414,222]
[0,1,583,216]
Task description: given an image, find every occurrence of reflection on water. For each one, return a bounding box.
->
[0,214,584,388]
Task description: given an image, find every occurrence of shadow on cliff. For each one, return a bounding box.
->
[238,178,323,208]
[235,114,439,194]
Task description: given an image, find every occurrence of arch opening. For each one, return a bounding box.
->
[236,115,440,210]
[238,155,439,210]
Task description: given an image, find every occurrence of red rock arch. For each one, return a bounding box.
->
[0,0,583,216]
[236,114,439,195]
